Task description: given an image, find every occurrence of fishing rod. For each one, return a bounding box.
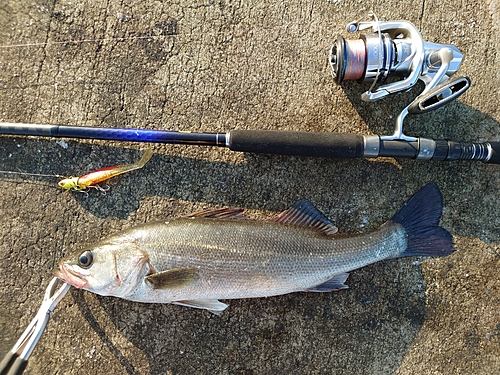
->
[1,16,499,164]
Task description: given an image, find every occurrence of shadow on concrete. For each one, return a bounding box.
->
[1,98,499,374]
[341,79,500,142]
[72,288,142,375]
[88,257,428,375]
[0,135,401,218]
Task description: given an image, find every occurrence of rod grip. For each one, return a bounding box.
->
[432,139,500,163]
[485,141,500,164]
[228,130,364,158]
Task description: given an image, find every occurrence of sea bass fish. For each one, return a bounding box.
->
[55,184,453,314]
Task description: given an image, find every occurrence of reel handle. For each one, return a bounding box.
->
[409,77,471,114]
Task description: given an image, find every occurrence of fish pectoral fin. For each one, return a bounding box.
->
[306,273,349,292]
[145,267,199,290]
[173,299,229,315]
[270,199,338,236]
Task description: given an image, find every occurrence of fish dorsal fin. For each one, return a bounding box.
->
[186,207,248,220]
[145,267,199,289]
[173,299,229,315]
[270,199,338,235]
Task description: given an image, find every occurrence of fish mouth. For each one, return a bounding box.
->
[54,263,88,289]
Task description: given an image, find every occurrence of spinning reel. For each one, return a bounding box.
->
[330,14,470,141]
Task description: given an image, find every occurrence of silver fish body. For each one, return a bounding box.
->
[56,184,453,314]
[105,218,403,301]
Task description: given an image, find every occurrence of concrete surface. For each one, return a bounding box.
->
[0,1,498,374]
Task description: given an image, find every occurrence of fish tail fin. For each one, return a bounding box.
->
[390,184,454,257]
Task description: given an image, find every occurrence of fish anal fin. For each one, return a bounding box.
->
[187,207,248,220]
[173,299,228,315]
[306,273,349,292]
[145,267,199,290]
[271,199,338,235]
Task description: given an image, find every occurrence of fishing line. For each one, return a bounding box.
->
[0,170,64,189]
[0,170,65,179]
[0,22,338,50]
[0,21,338,92]
[341,39,366,80]
[366,11,383,96]
[0,169,111,196]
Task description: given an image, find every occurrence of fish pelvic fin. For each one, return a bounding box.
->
[391,183,454,257]
[145,267,199,289]
[306,273,349,292]
[173,299,229,315]
[270,199,338,235]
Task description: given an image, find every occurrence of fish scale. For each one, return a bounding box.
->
[134,219,405,299]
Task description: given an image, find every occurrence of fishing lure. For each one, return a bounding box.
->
[58,149,153,191]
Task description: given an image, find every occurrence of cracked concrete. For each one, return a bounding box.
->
[0,1,499,374]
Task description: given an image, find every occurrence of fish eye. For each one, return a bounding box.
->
[78,251,94,268]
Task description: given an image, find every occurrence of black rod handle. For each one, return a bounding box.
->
[228,130,365,158]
